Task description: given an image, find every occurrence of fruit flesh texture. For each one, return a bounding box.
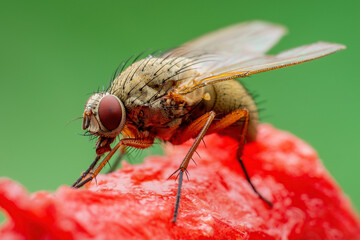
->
[0,124,359,240]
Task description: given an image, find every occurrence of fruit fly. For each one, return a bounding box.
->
[72,21,345,222]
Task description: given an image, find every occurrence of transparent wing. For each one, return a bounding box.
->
[163,21,287,72]
[179,21,286,54]
[175,42,345,94]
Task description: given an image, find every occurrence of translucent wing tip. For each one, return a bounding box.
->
[317,41,346,51]
[220,20,288,55]
[277,41,346,59]
[231,20,288,40]
[244,20,288,33]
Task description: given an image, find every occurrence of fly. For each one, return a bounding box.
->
[71,21,345,222]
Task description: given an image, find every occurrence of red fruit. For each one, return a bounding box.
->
[0,124,359,239]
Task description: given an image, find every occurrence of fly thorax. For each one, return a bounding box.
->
[109,56,200,108]
[184,85,216,112]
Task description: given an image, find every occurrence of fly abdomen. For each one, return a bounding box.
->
[211,80,258,141]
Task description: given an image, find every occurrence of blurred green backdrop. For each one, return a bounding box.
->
[0,0,359,223]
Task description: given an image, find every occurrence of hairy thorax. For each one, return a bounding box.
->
[108,57,211,141]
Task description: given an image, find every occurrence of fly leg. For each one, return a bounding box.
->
[233,109,273,207]
[71,155,101,187]
[209,108,272,206]
[72,137,114,187]
[72,138,153,188]
[107,132,131,173]
[170,109,272,222]
[170,111,216,223]
[106,145,126,173]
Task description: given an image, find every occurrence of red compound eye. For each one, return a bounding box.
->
[98,95,123,131]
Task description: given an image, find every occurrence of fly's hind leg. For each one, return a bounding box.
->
[170,109,271,222]
[232,109,273,208]
[202,108,272,207]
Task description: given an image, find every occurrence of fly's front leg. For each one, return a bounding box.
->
[107,132,130,173]
[71,155,101,187]
[106,145,127,173]
[170,111,216,223]
[72,138,153,188]
[71,137,114,187]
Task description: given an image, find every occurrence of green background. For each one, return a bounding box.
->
[0,0,359,223]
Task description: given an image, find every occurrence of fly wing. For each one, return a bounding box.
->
[163,21,287,72]
[175,42,345,94]
[180,21,286,54]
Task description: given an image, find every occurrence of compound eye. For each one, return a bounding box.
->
[98,95,123,131]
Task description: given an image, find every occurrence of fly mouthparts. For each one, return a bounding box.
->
[82,114,91,130]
